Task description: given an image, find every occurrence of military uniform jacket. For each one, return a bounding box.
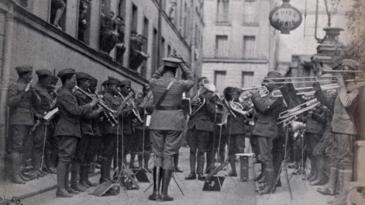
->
[251,92,285,138]
[188,95,216,132]
[149,70,194,131]
[75,90,100,136]
[54,87,93,138]
[102,92,122,135]
[315,87,358,135]
[305,107,327,135]
[7,80,37,125]
[33,83,55,116]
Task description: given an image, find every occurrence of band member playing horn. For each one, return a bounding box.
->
[185,79,216,181]
[315,59,361,205]
[100,77,122,183]
[223,87,252,177]
[30,69,58,178]
[54,68,98,197]
[250,71,285,195]
[148,57,194,201]
[72,72,103,192]
[7,66,40,184]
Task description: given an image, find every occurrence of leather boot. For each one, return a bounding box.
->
[70,162,87,192]
[307,157,318,182]
[317,167,337,195]
[65,163,79,195]
[10,152,26,184]
[32,152,46,177]
[311,156,328,185]
[255,163,265,182]
[148,167,161,200]
[197,152,205,180]
[100,158,111,183]
[205,150,214,174]
[228,156,237,177]
[330,169,352,205]
[185,151,196,180]
[160,169,174,201]
[258,168,275,195]
[240,156,249,182]
[56,162,73,197]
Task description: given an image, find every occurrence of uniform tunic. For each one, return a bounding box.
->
[149,68,194,170]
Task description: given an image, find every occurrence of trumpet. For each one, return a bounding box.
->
[117,91,144,124]
[262,76,365,85]
[74,86,119,126]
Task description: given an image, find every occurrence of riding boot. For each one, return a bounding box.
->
[255,163,265,182]
[317,167,337,195]
[100,158,111,183]
[70,162,87,192]
[185,152,196,180]
[330,169,352,205]
[32,152,46,177]
[138,154,143,168]
[21,157,38,180]
[228,156,237,177]
[240,156,249,182]
[160,169,174,201]
[10,152,26,184]
[56,161,73,197]
[258,168,275,195]
[82,164,97,187]
[64,163,79,194]
[174,154,183,172]
[197,153,206,180]
[311,156,328,185]
[206,150,214,174]
[308,157,318,182]
[148,167,161,200]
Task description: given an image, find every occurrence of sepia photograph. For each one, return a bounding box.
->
[0,0,364,204]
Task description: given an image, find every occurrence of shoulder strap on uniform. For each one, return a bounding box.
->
[155,79,176,109]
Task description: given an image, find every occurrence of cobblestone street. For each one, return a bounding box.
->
[6,147,333,205]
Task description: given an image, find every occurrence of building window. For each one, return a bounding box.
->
[243,36,256,59]
[77,0,91,44]
[215,35,228,58]
[214,71,226,94]
[152,28,159,73]
[241,72,254,88]
[140,17,149,77]
[131,4,138,33]
[243,0,258,26]
[167,45,171,56]
[160,37,166,64]
[217,0,229,23]
[50,0,67,30]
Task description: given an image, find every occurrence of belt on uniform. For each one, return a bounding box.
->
[155,106,182,111]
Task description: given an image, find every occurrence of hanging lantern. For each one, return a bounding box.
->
[269,0,303,34]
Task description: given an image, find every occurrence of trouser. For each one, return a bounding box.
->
[135,128,152,154]
[150,130,183,170]
[254,135,274,170]
[118,133,132,163]
[56,136,78,190]
[101,134,117,181]
[228,134,245,158]
[304,133,321,161]
[74,134,93,164]
[273,137,284,180]
[187,129,211,174]
[332,133,355,170]
[9,125,32,176]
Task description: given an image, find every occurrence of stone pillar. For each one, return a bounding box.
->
[65,0,79,37]
[89,0,101,50]
[0,2,14,182]
[123,0,131,68]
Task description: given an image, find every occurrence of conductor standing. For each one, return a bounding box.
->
[148,57,194,201]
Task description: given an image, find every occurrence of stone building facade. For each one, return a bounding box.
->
[201,0,279,94]
[0,0,204,179]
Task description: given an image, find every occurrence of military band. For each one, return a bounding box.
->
[5,56,363,205]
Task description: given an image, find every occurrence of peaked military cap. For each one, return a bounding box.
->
[76,72,93,81]
[16,65,33,75]
[119,80,131,87]
[36,69,53,78]
[162,57,182,68]
[89,76,98,87]
[266,71,282,78]
[57,68,76,78]
[106,76,120,85]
